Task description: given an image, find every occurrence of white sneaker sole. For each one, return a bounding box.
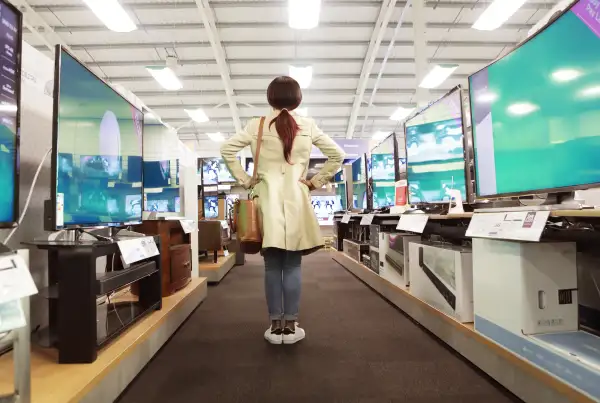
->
[264,333,283,345]
[283,333,305,345]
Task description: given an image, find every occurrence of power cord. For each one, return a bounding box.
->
[4,148,53,244]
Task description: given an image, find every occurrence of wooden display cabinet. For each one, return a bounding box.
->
[135,220,192,296]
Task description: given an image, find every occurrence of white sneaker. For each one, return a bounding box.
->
[282,323,305,345]
[264,327,283,345]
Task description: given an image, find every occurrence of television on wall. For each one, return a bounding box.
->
[0,1,22,228]
[405,87,467,205]
[51,45,144,229]
[469,0,600,198]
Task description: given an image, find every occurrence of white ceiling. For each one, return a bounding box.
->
[15,0,560,154]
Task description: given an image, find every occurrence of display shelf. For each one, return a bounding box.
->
[198,253,236,283]
[0,278,208,403]
[331,250,596,403]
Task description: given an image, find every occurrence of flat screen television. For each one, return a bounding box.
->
[51,46,144,229]
[127,156,142,182]
[373,181,396,209]
[202,158,219,185]
[311,195,342,223]
[145,187,179,213]
[351,157,365,183]
[469,0,600,198]
[0,1,21,228]
[370,133,397,208]
[204,196,218,219]
[405,87,467,204]
[143,160,170,188]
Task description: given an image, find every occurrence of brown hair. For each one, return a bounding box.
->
[267,76,302,163]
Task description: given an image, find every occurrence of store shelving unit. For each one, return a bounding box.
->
[0,297,31,403]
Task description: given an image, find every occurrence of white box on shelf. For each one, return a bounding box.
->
[473,239,578,336]
[378,233,421,289]
[409,243,474,323]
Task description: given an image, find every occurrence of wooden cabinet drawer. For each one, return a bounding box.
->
[170,244,191,292]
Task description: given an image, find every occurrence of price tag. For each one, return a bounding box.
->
[396,214,429,234]
[0,253,37,305]
[360,214,375,226]
[341,214,351,224]
[466,211,550,242]
[118,237,160,266]
[179,219,196,234]
[0,299,26,333]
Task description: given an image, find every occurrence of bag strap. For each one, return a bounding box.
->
[252,117,265,183]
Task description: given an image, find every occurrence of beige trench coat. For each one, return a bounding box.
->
[220,109,345,254]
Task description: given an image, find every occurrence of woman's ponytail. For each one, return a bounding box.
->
[269,109,299,163]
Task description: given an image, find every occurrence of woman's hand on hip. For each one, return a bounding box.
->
[299,179,316,191]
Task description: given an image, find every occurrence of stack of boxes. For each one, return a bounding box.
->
[379,233,421,289]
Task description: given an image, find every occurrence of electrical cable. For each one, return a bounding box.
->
[4,148,53,244]
[107,293,125,328]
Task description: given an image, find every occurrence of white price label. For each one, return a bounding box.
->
[396,214,429,234]
[360,214,375,226]
[341,214,351,224]
[466,211,550,242]
[118,237,160,266]
[0,254,37,304]
[179,219,196,234]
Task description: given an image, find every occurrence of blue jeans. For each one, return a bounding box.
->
[263,248,302,321]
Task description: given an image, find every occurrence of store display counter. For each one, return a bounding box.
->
[0,278,207,403]
[332,250,596,403]
[198,253,236,283]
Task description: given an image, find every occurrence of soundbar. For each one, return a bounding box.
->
[96,261,158,296]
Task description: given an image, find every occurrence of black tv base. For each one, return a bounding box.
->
[25,237,162,364]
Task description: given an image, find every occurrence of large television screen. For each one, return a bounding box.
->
[351,157,365,183]
[311,195,342,223]
[469,0,600,197]
[144,160,170,188]
[371,135,396,181]
[52,46,144,228]
[0,1,21,227]
[145,187,179,213]
[405,88,466,204]
[373,181,395,209]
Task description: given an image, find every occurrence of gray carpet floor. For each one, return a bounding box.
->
[117,251,521,403]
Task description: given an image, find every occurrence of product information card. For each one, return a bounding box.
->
[0,253,37,305]
[118,237,160,266]
[360,214,374,226]
[466,211,550,242]
[396,214,429,234]
[341,214,352,224]
[179,219,197,234]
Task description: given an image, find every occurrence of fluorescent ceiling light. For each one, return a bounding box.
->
[373,131,388,141]
[207,132,225,142]
[146,66,183,91]
[507,102,539,116]
[0,104,17,112]
[185,108,209,123]
[289,65,313,89]
[390,106,414,121]
[83,0,137,33]
[552,69,582,83]
[472,0,527,31]
[580,86,600,98]
[477,91,498,103]
[419,65,458,89]
[289,0,322,29]
[295,107,308,116]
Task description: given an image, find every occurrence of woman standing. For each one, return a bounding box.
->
[220,76,344,345]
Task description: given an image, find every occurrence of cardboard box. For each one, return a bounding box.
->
[379,233,421,289]
[409,242,474,323]
[473,239,577,336]
[343,239,370,262]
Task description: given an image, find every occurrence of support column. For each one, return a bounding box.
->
[413,0,429,108]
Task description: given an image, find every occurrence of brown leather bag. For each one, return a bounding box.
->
[233,117,265,254]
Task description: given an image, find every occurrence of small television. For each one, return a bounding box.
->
[145,187,179,213]
[204,196,218,219]
[144,160,170,188]
[371,134,396,181]
[311,195,342,223]
[0,0,22,228]
[202,158,219,185]
[127,156,142,182]
[469,0,600,198]
[405,87,467,205]
[51,46,144,229]
[216,158,235,183]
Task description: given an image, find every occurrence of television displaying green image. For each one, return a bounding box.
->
[405,88,467,204]
[51,46,144,229]
[373,181,395,209]
[469,0,600,197]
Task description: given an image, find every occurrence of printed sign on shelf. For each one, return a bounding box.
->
[117,237,160,266]
[396,214,429,234]
[341,214,352,224]
[179,219,196,234]
[0,253,38,305]
[360,214,375,226]
[466,211,550,242]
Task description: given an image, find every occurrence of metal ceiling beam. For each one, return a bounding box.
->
[32,40,517,51]
[194,0,241,133]
[85,57,492,68]
[30,1,555,12]
[49,22,535,33]
[346,0,398,139]
[11,0,72,53]
[134,88,449,97]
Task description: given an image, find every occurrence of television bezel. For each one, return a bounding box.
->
[0,1,23,229]
[404,85,472,205]
[467,0,588,199]
[51,45,144,230]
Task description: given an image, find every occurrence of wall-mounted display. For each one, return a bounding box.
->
[405,87,467,204]
[204,196,218,219]
[469,0,600,198]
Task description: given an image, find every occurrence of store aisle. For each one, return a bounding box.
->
[117,251,519,403]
